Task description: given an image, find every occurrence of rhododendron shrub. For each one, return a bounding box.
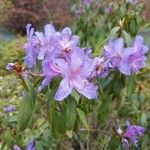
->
[2,0,150,149]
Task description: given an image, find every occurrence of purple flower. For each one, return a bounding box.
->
[14,145,21,150]
[57,27,79,58]
[54,48,98,101]
[3,105,16,113]
[26,140,36,150]
[119,36,148,75]
[83,0,92,5]
[104,6,112,14]
[24,24,39,68]
[90,57,110,78]
[122,121,145,147]
[103,38,124,68]
[121,138,130,150]
[38,57,61,91]
[6,63,15,71]
[103,36,148,75]
[38,27,80,92]
[35,24,58,60]
[117,121,145,149]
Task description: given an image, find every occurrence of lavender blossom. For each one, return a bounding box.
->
[38,57,61,91]
[117,121,145,149]
[119,36,148,75]
[56,27,79,59]
[35,24,58,60]
[26,140,36,150]
[103,36,148,75]
[6,63,15,71]
[21,23,148,102]
[14,145,21,150]
[90,57,110,78]
[3,105,16,113]
[122,121,145,147]
[104,6,112,14]
[121,138,129,150]
[103,38,124,68]
[24,24,39,68]
[83,0,92,5]
[54,48,98,101]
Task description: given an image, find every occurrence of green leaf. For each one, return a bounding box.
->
[66,130,73,138]
[123,30,132,46]
[66,98,76,130]
[118,103,139,117]
[17,92,35,131]
[98,95,112,123]
[2,131,15,148]
[140,113,147,126]
[138,22,150,32]
[76,108,89,130]
[110,27,120,36]
[50,109,62,139]
[126,75,136,97]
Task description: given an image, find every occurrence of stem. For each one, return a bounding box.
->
[97,80,104,100]
[57,102,62,111]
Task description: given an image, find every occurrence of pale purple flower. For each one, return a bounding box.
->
[90,57,110,78]
[24,24,39,68]
[35,24,58,60]
[38,27,80,92]
[38,57,61,91]
[119,36,148,75]
[122,121,145,147]
[3,105,16,113]
[121,138,129,150]
[104,6,112,14]
[57,27,79,58]
[26,140,36,150]
[103,38,124,68]
[117,121,145,149]
[6,63,15,71]
[83,0,92,5]
[14,144,21,150]
[103,36,148,75]
[54,48,97,101]
[132,36,148,54]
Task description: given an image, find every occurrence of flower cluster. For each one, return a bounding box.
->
[103,36,148,75]
[117,121,145,149]
[6,24,148,101]
[23,24,104,101]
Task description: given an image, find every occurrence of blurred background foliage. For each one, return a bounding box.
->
[0,0,150,150]
[0,0,72,33]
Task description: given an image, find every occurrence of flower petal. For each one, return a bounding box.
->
[44,24,56,37]
[74,79,98,99]
[114,38,124,52]
[54,79,73,101]
[38,76,52,92]
[119,60,131,75]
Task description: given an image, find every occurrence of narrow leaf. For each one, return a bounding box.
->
[76,108,89,130]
